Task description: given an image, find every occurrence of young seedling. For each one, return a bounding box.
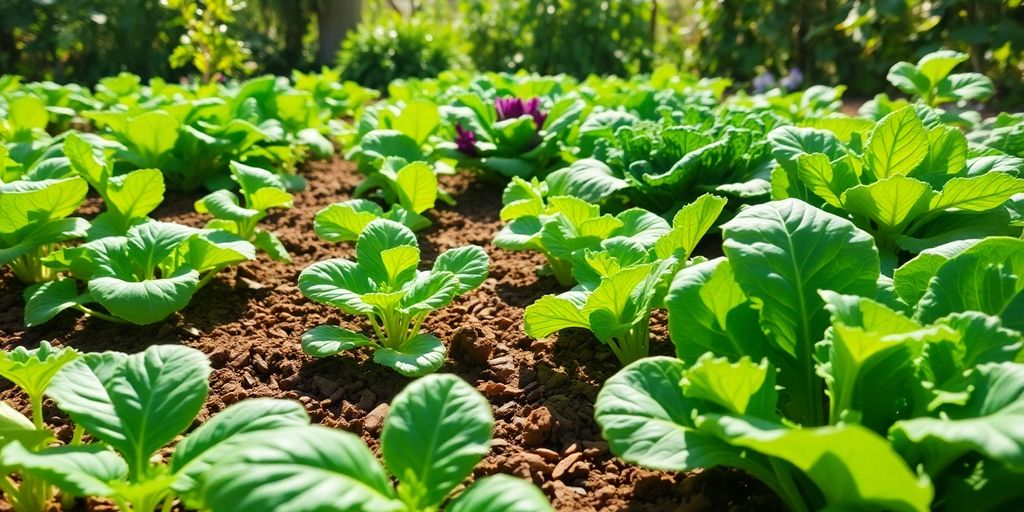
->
[195,161,294,262]
[0,177,89,283]
[0,342,79,512]
[198,374,553,512]
[299,219,488,376]
[24,221,255,326]
[1,345,310,512]
[523,193,727,365]
[887,49,994,107]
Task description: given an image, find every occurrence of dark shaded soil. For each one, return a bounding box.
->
[0,158,780,511]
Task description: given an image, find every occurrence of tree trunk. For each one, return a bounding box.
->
[317,0,361,67]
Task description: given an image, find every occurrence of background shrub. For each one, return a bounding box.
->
[336,14,470,92]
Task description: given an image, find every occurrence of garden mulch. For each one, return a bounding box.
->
[0,157,781,512]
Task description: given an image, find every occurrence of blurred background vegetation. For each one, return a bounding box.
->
[1,0,1021,102]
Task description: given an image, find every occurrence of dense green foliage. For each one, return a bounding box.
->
[337,15,470,92]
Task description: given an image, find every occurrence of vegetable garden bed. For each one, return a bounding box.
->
[0,158,776,511]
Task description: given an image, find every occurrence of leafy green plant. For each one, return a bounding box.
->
[197,373,552,512]
[337,15,470,92]
[438,95,584,179]
[195,161,293,262]
[0,177,89,283]
[494,177,670,286]
[299,219,489,376]
[24,221,255,326]
[595,199,1024,512]
[522,194,727,364]
[63,133,165,239]
[2,345,310,512]
[346,100,441,168]
[770,105,1024,272]
[0,342,79,512]
[887,49,995,107]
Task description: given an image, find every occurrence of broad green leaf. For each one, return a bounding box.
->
[917,50,968,86]
[356,130,424,164]
[63,133,106,186]
[200,426,402,512]
[546,196,599,228]
[594,357,761,474]
[126,110,179,164]
[394,100,440,145]
[447,475,553,512]
[380,246,420,287]
[23,278,90,327]
[252,229,290,262]
[314,200,385,242]
[493,217,543,251]
[842,175,936,231]
[0,340,78,400]
[185,230,257,272]
[48,347,210,478]
[88,269,200,325]
[395,161,437,214]
[432,245,489,294]
[915,125,967,183]
[171,399,310,494]
[891,362,1024,475]
[866,107,928,180]
[0,177,88,233]
[893,239,978,306]
[399,271,460,315]
[301,326,376,357]
[722,199,879,358]
[7,96,48,137]
[298,259,375,314]
[1,443,127,497]
[936,73,994,102]
[196,190,258,223]
[887,62,930,97]
[356,219,419,284]
[582,264,653,321]
[916,237,1024,329]
[654,193,728,260]
[105,169,165,224]
[795,153,857,208]
[0,402,50,449]
[768,126,841,174]
[932,173,1024,211]
[666,258,770,363]
[613,208,670,247]
[373,334,447,377]
[698,416,933,512]
[681,355,777,418]
[382,374,492,508]
[249,187,293,212]
[544,159,629,205]
[523,295,589,338]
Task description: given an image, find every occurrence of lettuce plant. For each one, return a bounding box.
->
[351,157,451,231]
[197,374,552,512]
[595,200,1024,512]
[346,100,441,171]
[887,49,994,107]
[494,176,670,286]
[770,105,1024,272]
[63,133,165,239]
[0,342,79,512]
[1,345,310,512]
[438,95,584,179]
[299,219,489,376]
[24,221,255,326]
[578,110,778,215]
[0,177,89,283]
[523,194,727,364]
[195,161,293,262]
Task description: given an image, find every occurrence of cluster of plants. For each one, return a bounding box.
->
[0,342,551,512]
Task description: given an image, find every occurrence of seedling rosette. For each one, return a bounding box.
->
[299,219,489,376]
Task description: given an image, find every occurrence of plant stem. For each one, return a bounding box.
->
[197,265,228,289]
[546,257,574,287]
[768,459,811,512]
[30,393,44,430]
[73,304,127,324]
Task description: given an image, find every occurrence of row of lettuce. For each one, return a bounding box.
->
[0,48,1023,511]
[323,49,1024,511]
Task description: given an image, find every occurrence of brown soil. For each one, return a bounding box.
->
[0,158,780,512]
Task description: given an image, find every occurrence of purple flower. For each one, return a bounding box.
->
[752,71,776,94]
[780,67,804,91]
[495,97,547,130]
[454,123,479,156]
